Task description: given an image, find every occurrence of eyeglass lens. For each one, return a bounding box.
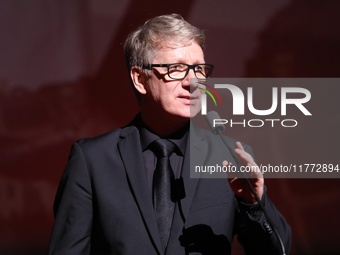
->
[168,64,212,80]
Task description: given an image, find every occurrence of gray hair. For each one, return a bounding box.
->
[124,14,206,71]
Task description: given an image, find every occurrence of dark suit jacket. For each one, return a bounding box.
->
[48,118,291,255]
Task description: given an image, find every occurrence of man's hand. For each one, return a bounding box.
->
[223,142,264,204]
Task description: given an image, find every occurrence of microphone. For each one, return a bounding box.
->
[206,110,224,135]
[205,111,286,255]
[206,111,240,167]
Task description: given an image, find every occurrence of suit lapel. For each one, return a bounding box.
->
[181,123,208,220]
[118,126,163,254]
[167,123,209,251]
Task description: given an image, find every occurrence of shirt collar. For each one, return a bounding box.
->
[138,119,189,156]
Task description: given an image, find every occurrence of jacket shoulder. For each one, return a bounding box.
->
[74,124,138,152]
[74,129,119,150]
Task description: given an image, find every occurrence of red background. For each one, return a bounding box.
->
[1,0,339,254]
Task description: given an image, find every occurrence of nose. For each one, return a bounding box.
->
[182,68,199,91]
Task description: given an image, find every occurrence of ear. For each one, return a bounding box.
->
[130,66,147,95]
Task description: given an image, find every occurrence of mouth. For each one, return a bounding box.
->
[178,95,199,105]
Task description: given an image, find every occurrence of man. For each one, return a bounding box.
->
[48,14,291,255]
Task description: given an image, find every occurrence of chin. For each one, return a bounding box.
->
[167,110,190,120]
[189,105,201,118]
[167,104,200,120]
[175,113,191,120]
[177,110,197,119]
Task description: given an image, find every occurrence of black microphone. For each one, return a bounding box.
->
[205,111,286,255]
[206,111,225,135]
[206,111,240,167]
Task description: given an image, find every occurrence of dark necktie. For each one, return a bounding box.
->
[151,139,176,250]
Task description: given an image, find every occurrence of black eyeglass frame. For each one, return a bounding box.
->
[142,63,214,80]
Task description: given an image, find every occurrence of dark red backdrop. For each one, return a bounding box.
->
[1,1,339,254]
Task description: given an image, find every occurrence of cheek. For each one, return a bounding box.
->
[146,83,161,100]
[146,78,180,107]
[158,86,176,102]
[162,93,175,108]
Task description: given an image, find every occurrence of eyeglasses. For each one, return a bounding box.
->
[142,63,214,80]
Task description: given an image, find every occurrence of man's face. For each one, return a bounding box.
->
[142,41,204,120]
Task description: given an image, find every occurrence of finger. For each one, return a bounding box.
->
[228,176,245,196]
[222,160,230,166]
[223,160,239,181]
[234,142,256,166]
[235,141,244,150]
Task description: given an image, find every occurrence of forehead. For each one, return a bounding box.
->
[152,41,204,63]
